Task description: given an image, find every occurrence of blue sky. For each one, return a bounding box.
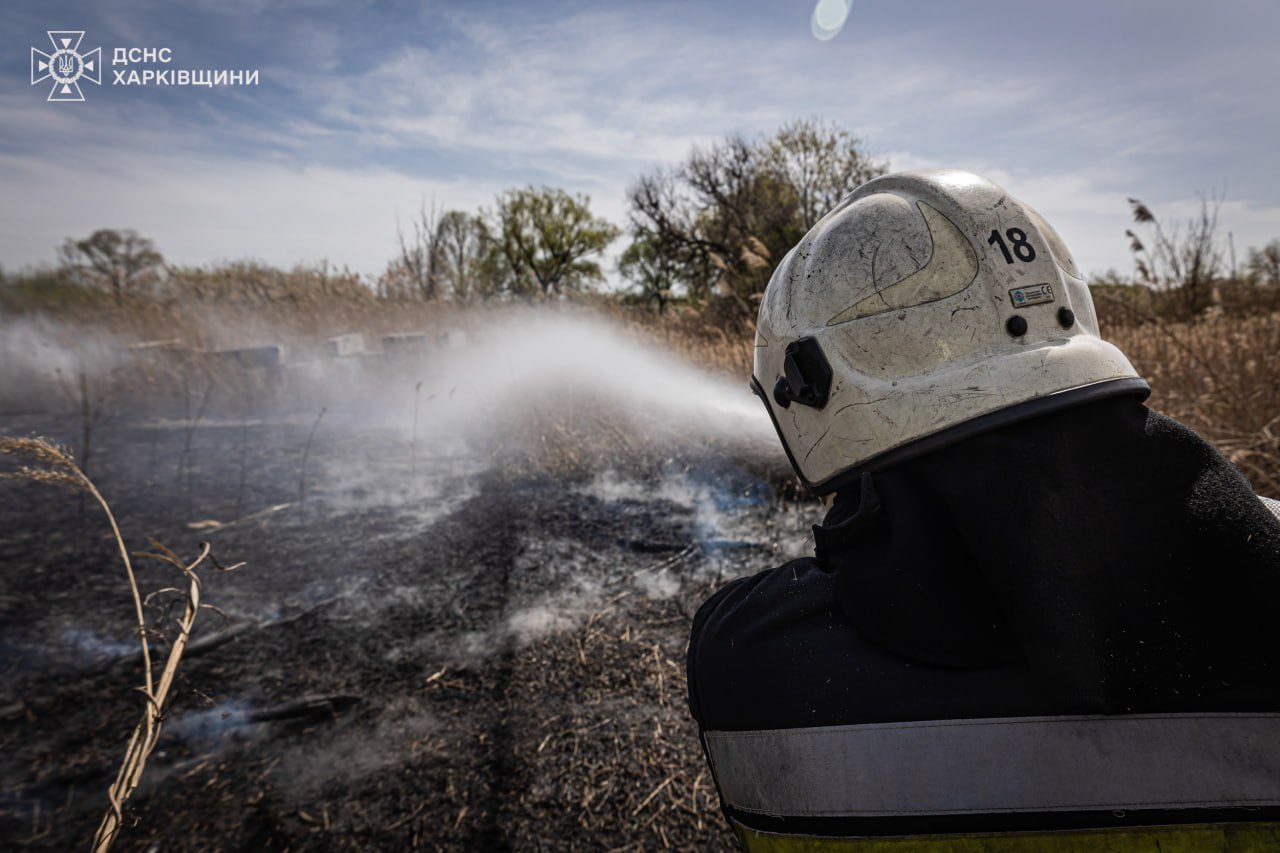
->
[2,0,1278,282]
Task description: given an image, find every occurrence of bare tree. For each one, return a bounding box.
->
[1126,194,1225,315]
[58,229,164,305]
[628,139,790,308]
[1246,239,1280,287]
[627,167,729,303]
[626,118,886,313]
[762,118,887,232]
[394,200,444,301]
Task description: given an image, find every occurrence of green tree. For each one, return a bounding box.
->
[618,237,678,313]
[435,210,491,303]
[489,186,620,299]
[58,228,164,305]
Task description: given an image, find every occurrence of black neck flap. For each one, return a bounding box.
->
[814,397,1280,711]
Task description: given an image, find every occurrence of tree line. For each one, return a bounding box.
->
[42,117,1280,317]
[377,118,886,315]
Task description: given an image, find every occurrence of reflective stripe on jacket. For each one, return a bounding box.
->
[706,712,1280,850]
[732,821,1280,851]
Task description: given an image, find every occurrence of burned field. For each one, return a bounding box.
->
[2,296,1277,852]
[0,324,810,851]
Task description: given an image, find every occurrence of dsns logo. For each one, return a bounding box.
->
[31,31,101,102]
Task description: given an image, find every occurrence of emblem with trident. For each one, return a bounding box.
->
[32,31,101,102]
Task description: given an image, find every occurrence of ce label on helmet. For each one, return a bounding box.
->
[1010,283,1055,308]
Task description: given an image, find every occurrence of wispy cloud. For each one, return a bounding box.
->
[0,148,511,274]
[2,0,1278,278]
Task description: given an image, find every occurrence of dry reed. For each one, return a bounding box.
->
[1104,309,1280,497]
[0,436,243,852]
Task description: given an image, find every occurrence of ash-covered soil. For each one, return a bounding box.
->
[0,411,812,851]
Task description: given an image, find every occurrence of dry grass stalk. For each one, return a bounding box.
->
[93,540,242,852]
[0,438,148,680]
[297,406,327,507]
[0,436,243,852]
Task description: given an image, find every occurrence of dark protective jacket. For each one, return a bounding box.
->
[688,397,1280,851]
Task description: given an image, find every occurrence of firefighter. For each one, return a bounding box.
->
[687,170,1280,851]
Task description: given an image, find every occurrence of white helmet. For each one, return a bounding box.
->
[753,169,1148,495]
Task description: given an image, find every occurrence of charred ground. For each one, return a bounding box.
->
[0,410,810,851]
